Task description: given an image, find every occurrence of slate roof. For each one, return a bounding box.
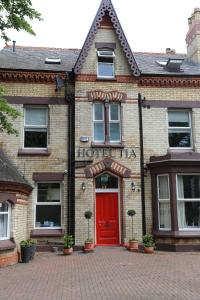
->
[0,46,79,72]
[1,45,200,76]
[0,149,32,187]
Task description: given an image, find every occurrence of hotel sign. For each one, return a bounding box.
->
[76,147,137,159]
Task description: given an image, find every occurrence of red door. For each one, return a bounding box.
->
[96,192,119,245]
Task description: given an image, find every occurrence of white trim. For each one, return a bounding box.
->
[34,182,62,229]
[93,103,105,143]
[168,109,193,149]
[0,202,10,240]
[95,188,119,193]
[109,103,121,143]
[157,174,171,230]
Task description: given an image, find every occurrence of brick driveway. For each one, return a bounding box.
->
[1,247,200,300]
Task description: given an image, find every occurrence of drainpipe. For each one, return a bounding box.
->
[138,93,146,235]
[66,70,75,237]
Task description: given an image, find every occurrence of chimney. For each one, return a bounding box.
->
[12,40,16,52]
[186,8,200,63]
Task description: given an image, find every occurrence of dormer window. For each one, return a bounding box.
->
[97,50,115,79]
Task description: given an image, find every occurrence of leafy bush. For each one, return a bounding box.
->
[143,234,155,248]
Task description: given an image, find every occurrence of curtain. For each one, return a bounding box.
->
[177,175,184,198]
[178,202,186,228]
[0,214,8,238]
[159,202,171,229]
[158,176,169,199]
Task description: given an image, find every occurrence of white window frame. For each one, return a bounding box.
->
[168,110,192,149]
[157,174,171,230]
[23,106,48,149]
[35,182,61,229]
[93,103,121,144]
[0,202,10,240]
[97,50,115,79]
[93,103,105,143]
[176,173,200,231]
[109,103,121,143]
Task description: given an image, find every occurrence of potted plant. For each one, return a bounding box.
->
[84,210,94,252]
[143,234,155,254]
[127,209,138,251]
[20,239,37,263]
[63,234,74,255]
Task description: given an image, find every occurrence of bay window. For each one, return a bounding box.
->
[24,106,48,148]
[168,110,192,148]
[157,175,171,230]
[0,203,10,240]
[35,183,61,228]
[177,175,200,229]
[93,102,121,144]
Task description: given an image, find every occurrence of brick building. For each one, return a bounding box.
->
[1,0,200,266]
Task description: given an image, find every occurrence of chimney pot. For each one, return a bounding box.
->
[12,40,16,52]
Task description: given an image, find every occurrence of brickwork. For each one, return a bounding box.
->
[0,249,18,268]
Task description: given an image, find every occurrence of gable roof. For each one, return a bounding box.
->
[74,0,140,77]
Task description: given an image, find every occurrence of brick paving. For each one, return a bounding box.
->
[1,247,200,300]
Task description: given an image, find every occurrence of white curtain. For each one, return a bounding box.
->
[177,175,184,198]
[159,202,171,229]
[158,176,169,199]
[178,202,186,228]
[0,215,8,238]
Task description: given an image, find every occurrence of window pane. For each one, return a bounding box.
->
[178,201,200,228]
[158,176,169,199]
[95,173,118,189]
[110,123,120,141]
[94,103,103,120]
[98,62,114,77]
[24,130,47,148]
[168,130,191,147]
[25,108,47,126]
[110,104,119,120]
[36,205,61,227]
[168,111,190,127]
[0,214,8,238]
[177,175,200,199]
[94,123,104,142]
[159,202,171,229]
[38,183,60,202]
[0,203,8,212]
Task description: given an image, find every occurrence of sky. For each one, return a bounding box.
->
[1,0,200,53]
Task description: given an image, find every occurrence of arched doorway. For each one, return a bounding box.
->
[95,172,120,245]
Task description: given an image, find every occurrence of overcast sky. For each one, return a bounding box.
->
[1,0,200,53]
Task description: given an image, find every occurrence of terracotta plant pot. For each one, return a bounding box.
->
[84,242,94,251]
[128,240,139,251]
[63,247,73,255]
[144,246,154,254]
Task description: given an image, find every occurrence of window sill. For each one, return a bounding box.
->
[154,230,200,238]
[91,142,124,149]
[0,240,16,251]
[96,77,116,82]
[30,229,64,238]
[18,148,51,156]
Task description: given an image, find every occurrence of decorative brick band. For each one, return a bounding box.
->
[139,76,200,88]
[84,157,131,178]
[76,74,136,83]
[0,70,65,83]
[88,90,127,102]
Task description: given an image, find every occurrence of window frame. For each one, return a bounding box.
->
[23,106,48,150]
[0,202,10,240]
[176,173,200,231]
[97,50,115,79]
[168,109,192,149]
[34,182,62,229]
[93,102,121,144]
[157,174,171,230]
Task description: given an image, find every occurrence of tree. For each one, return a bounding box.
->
[0,0,42,42]
[0,87,21,135]
[0,0,41,135]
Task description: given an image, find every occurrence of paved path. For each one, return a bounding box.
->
[1,247,200,300]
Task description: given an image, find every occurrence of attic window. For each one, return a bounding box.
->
[156,58,184,72]
[45,58,61,64]
[97,50,115,79]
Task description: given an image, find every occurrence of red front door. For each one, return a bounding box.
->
[96,192,119,245]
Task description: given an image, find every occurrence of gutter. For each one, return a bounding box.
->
[138,93,146,236]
